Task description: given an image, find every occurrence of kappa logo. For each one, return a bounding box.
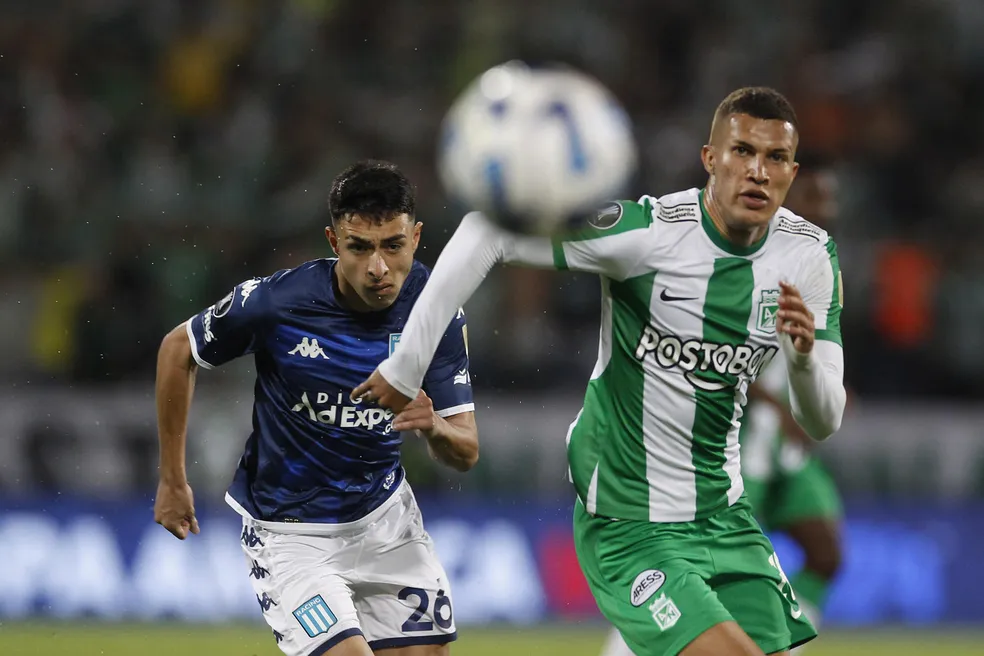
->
[256,593,278,612]
[289,337,328,359]
[756,288,780,334]
[240,279,260,306]
[630,569,666,607]
[453,368,471,386]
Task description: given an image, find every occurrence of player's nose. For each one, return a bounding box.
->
[368,251,389,278]
[748,156,769,183]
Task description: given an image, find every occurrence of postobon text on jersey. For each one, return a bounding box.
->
[634,324,778,392]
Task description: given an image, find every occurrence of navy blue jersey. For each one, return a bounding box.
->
[186,259,473,524]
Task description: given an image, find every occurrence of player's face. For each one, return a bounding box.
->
[327,214,421,311]
[702,113,799,232]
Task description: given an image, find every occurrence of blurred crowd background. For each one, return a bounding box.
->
[3,0,984,397]
[2,0,984,644]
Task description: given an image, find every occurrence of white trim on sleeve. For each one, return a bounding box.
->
[185,318,215,370]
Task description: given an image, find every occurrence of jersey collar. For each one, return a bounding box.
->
[698,189,770,257]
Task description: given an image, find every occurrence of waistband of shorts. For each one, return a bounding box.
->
[226,477,410,537]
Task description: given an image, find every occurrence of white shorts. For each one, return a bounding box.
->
[239,481,456,656]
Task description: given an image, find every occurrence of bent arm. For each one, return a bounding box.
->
[156,322,199,485]
[782,337,845,441]
[423,411,479,472]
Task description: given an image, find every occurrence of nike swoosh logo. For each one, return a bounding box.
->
[660,289,698,303]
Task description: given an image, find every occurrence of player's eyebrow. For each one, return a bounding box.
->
[733,140,792,156]
[345,234,407,247]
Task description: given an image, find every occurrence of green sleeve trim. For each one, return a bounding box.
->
[822,238,842,344]
[552,238,569,270]
[555,199,654,244]
[814,329,843,346]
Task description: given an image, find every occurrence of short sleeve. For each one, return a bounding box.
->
[186,277,270,369]
[549,197,655,280]
[801,238,843,346]
[420,306,474,417]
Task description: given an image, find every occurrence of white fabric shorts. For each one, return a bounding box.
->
[238,481,456,655]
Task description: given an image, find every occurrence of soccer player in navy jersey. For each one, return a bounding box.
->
[154,161,478,656]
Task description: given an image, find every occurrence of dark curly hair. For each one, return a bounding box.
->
[328,160,416,225]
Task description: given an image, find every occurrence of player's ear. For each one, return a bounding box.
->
[701,144,715,176]
[411,220,422,252]
[325,225,340,255]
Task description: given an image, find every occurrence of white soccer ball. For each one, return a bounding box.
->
[437,61,637,234]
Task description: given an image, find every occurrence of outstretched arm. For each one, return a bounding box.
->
[355,201,657,410]
[154,323,201,539]
[371,212,545,405]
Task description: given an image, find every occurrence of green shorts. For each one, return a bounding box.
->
[744,456,842,530]
[574,498,816,656]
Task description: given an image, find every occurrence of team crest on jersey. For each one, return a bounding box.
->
[293,595,337,638]
[589,202,622,230]
[756,289,780,334]
[389,333,402,356]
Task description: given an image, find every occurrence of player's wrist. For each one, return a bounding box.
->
[158,469,188,486]
[421,414,449,441]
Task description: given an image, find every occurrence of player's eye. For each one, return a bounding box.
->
[770,152,788,162]
[386,243,403,252]
[734,146,750,156]
[348,244,370,253]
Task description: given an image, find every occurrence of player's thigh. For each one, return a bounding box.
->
[354,486,457,652]
[239,520,365,656]
[714,570,814,654]
[374,644,449,656]
[323,635,375,656]
[678,621,764,656]
[702,504,817,653]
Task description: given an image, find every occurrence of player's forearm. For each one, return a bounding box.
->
[380,212,552,397]
[783,339,846,441]
[156,324,199,484]
[422,413,479,472]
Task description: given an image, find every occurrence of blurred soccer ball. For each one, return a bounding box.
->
[437,61,637,234]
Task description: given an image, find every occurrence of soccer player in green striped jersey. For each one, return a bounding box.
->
[355,87,846,655]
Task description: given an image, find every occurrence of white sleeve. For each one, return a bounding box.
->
[377,212,553,398]
[781,335,846,441]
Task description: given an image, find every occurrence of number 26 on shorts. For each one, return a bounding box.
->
[399,587,454,632]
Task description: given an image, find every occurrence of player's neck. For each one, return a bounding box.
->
[702,188,769,248]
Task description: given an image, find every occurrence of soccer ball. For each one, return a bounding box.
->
[437,61,637,234]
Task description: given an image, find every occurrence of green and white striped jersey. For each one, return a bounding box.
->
[555,188,842,522]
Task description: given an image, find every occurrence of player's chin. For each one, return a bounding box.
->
[363,289,397,309]
[731,204,775,229]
